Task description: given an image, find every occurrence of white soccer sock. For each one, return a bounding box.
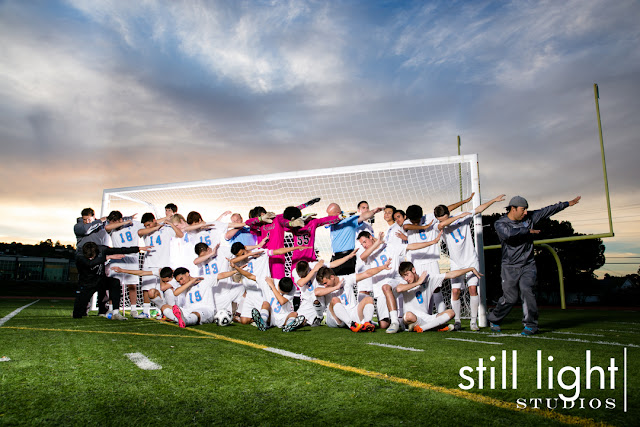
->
[389,309,399,325]
[163,289,176,306]
[162,307,177,322]
[419,315,449,331]
[313,300,323,317]
[260,308,269,324]
[470,295,479,323]
[150,296,164,309]
[451,298,461,322]
[130,304,137,314]
[184,312,199,326]
[362,304,375,323]
[433,292,446,313]
[143,303,151,315]
[332,303,352,326]
[108,303,113,312]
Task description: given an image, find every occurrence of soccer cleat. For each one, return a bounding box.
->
[362,321,376,332]
[490,323,502,333]
[453,321,462,331]
[98,312,110,318]
[438,324,455,332]
[111,312,127,321]
[386,322,401,334]
[282,315,305,332]
[132,311,150,319]
[350,322,364,332]
[470,321,480,331]
[414,325,424,333]
[407,322,417,332]
[311,317,322,327]
[521,327,536,336]
[172,305,186,328]
[251,308,268,331]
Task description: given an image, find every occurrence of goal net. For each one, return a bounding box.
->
[96,155,487,325]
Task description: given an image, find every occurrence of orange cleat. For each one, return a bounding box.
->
[362,322,376,332]
[414,325,424,333]
[350,322,364,332]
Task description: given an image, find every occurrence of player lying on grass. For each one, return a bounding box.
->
[314,260,392,333]
[357,230,443,333]
[73,242,150,320]
[292,253,358,327]
[170,267,243,328]
[111,266,179,319]
[397,261,483,332]
[435,194,505,331]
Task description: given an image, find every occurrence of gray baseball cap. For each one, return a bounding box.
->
[508,196,528,208]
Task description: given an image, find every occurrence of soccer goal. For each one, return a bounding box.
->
[97,155,487,325]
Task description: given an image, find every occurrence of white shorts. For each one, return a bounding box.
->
[185,305,215,324]
[270,306,295,328]
[326,304,359,328]
[450,260,479,289]
[141,268,161,292]
[213,285,245,314]
[240,289,265,319]
[404,310,438,326]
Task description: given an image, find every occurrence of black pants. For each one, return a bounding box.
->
[73,276,122,318]
[487,264,538,331]
[330,250,356,276]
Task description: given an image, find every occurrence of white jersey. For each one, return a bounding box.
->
[245,251,271,282]
[143,225,176,268]
[192,221,229,249]
[439,213,477,268]
[384,222,407,247]
[355,220,374,241]
[404,214,439,264]
[354,244,372,293]
[170,235,199,276]
[197,246,232,277]
[182,275,218,312]
[363,243,406,286]
[264,278,296,327]
[108,221,144,267]
[291,262,322,306]
[318,274,358,310]
[401,273,445,316]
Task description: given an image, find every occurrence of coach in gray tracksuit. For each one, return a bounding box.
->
[487,195,581,335]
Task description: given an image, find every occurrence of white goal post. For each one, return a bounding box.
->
[98,155,487,326]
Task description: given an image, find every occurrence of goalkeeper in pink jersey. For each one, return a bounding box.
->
[245,198,320,279]
[283,206,340,271]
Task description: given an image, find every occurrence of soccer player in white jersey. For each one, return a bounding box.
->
[383,205,408,246]
[106,211,144,316]
[138,212,184,318]
[171,267,242,328]
[354,201,375,298]
[435,194,506,331]
[292,253,358,326]
[357,230,442,333]
[397,261,483,332]
[253,277,306,332]
[403,193,474,313]
[229,242,309,325]
[314,260,392,332]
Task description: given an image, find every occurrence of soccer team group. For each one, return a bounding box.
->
[72,192,580,335]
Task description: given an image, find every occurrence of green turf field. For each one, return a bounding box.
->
[0,299,637,426]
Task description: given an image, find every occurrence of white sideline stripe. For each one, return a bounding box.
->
[446,338,502,345]
[551,331,605,337]
[263,347,317,360]
[0,300,39,327]
[0,356,11,362]
[596,329,640,335]
[367,343,424,352]
[458,330,640,348]
[124,352,162,370]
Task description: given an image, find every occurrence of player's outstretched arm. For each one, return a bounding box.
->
[272,245,311,256]
[356,257,392,282]
[193,246,217,265]
[447,192,475,213]
[110,266,153,277]
[360,232,384,261]
[403,219,434,231]
[474,194,506,215]
[266,278,290,306]
[174,277,203,296]
[407,230,443,251]
[216,270,237,281]
[138,223,163,237]
[396,272,428,293]
[437,212,472,230]
[358,207,383,224]
[314,282,341,297]
[445,267,483,281]
[230,262,257,282]
[329,250,358,269]
[297,261,324,288]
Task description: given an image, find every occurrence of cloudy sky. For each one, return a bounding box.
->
[1,0,638,276]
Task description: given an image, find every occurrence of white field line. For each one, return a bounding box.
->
[457,330,640,348]
[605,321,640,325]
[367,343,424,352]
[445,338,503,345]
[596,329,640,335]
[124,353,162,370]
[550,331,605,337]
[263,347,317,360]
[0,300,39,327]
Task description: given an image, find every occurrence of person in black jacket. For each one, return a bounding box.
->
[72,242,149,319]
[488,195,581,335]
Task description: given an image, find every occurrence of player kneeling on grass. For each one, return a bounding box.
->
[170,267,240,328]
[111,266,177,319]
[314,259,392,333]
[397,261,483,332]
